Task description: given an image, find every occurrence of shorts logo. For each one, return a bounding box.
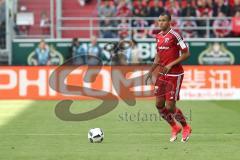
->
[170,91,175,100]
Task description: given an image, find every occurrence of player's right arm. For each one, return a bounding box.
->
[145,52,160,85]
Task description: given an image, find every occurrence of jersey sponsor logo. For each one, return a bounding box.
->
[158,46,170,50]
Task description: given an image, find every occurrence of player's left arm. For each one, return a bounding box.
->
[163,39,190,74]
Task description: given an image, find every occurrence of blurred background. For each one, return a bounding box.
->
[0,0,240,66]
[0,2,240,159]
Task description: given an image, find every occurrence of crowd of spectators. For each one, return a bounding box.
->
[98,0,240,39]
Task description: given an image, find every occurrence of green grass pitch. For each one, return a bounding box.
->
[0,100,240,160]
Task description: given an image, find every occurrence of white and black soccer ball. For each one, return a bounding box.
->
[88,128,104,143]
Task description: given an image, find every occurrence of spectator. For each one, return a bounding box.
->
[40,11,50,35]
[98,0,116,28]
[117,19,131,39]
[231,0,240,16]
[213,12,231,37]
[180,0,197,37]
[196,0,212,17]
[181,0,196,17]
[130,40,140,64]
[123,39,132,64]
[100,19,117,38]
[147,0,164,17]
[148,20,160,38]
[0,0,5,24]
[180,20,198,38]
[199,11,211,37]
[107,36,131,65]
[112,0,120,6]
[133,0,147,17]
[231,10,240,37]
[70,38,79,56]
[87,35,102,65]
[165,0,181,17]
[98,0,115,18]
[0,0,6,49]
[78,0,91,6]
[196,0,212,37]
[212,0,230,17]
[33,39,50,66]
[147,0,165,24]
[115,0,132,17]
[132,18,149,39]
[206,0,213,9]
[110,46,127,65]
[70,38,87,65]
[0,21,5,49]
[165,0,181,32]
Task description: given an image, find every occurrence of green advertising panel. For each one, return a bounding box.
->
[12,40,72,66]
[12,39,240,65]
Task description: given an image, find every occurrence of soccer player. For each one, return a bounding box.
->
[145,12,192,142]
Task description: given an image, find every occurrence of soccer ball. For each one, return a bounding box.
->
[88,128,104,143]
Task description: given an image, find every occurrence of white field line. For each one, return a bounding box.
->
[0,100,33,127]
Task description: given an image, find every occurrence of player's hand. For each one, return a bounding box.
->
[145,72,152,85]
[163,64,172,74]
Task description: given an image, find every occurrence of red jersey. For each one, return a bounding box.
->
[156,29,188,74]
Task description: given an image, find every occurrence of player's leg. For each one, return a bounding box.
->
[155,96,176,127]
[154,76,176,128]
[174,107,187,127]
[167,75,192,142]
[155,75,183,142]
[174,105,192,142]
[165,100,182,142]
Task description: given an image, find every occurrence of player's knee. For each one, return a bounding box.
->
[165,104,175,113]
[156,102,164,110]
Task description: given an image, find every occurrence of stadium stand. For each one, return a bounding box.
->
[62,0,98,38]
[17,0,51,37]
[96,0,240,39]
[9,0,240,39]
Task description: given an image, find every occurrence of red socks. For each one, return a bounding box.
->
[158,107,187,127]
[159,107,176,127]
[174,107,187,127]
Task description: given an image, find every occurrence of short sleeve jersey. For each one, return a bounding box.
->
[156,29,188,74]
